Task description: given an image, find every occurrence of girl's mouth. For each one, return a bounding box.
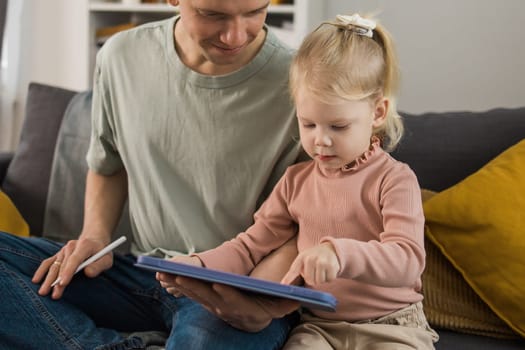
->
[317,155,336,161]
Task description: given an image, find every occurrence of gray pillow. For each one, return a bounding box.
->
[2,83,76,235]
[392,108,525,192]
[43,90,131,251]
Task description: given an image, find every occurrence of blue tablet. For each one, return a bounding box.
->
[135,255,337,312]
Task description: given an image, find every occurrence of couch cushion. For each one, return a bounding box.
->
[42,90,92,241]
[393,108,525,192]
[0,189,29,236]
[421,190,517,339]
[424,139,525,337]
[42,90,131,251]
[1,83,77,235]
[436,329,525,350]
[0,152,13,183]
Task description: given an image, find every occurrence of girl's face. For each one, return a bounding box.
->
[295,88,387,175]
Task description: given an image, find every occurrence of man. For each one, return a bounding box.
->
[0,0,302,348]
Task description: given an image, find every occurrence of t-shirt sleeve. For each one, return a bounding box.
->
[86,50,124,175]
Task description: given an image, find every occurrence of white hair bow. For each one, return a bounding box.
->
[336,14,376,38]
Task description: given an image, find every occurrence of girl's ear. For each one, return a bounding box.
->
[372,97,388,128]
[168,0,179,7]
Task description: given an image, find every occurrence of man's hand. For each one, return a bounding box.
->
[169,276,300,332]
[157,255,203,297]
[156,237,301,331]
[34,169,128,299]
[32,237,112,300]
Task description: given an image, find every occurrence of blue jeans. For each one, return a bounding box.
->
[0,232,298,350]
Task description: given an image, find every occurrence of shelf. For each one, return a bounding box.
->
[89,2,175,13]
[268,4,295,15]
[89,2,295,15]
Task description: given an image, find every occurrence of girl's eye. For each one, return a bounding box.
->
[302,124,315,128]
[331,125,348,130]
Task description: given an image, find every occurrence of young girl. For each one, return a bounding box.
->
[162,13,439,349]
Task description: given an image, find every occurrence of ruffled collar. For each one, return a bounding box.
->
[340,137,382,173]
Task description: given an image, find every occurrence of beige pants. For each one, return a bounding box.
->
[283,302,439,350]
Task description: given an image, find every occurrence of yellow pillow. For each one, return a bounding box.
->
[0,190,29,236]
[421,189,517,338]
[424,139,525,337]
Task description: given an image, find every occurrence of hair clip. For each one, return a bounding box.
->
[335,14,376,38]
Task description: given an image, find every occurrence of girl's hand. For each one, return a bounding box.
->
[156,256,203,297]
[280,242,340,286]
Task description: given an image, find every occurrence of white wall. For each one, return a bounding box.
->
[22,0,88,91]
[4,0,88,150]
[325,0,525,113]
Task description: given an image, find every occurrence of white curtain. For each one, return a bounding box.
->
[0,0,25,152]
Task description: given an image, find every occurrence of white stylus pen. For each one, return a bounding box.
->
[51,236,127,287]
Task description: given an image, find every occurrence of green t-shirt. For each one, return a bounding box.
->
[87,16,301,257]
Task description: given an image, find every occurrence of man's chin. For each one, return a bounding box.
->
[207,48,245,63]
[206,53,248,68]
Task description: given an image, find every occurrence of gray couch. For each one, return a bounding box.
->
[1,82,524,349]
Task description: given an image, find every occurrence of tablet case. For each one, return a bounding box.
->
[135,255,337,312]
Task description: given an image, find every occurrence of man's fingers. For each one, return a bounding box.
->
[33,239,112,299]
[212,283,299,319]
[82,255,113,277]
[35,258,61,295]
[32,257,55,283]
[174,276,219,307]
[166,287,183,297]
[157,273,189,298]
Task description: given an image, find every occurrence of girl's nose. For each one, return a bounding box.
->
[315,132,332,147]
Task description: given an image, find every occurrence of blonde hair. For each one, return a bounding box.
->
[289,14,403,151]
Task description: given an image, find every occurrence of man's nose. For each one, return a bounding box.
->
[220,18,248,47]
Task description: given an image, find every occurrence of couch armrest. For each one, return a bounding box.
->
[0,152,13,184]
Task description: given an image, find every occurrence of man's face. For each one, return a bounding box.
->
[173,0,269,70]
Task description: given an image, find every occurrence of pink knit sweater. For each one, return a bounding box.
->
[198,142,425,321]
